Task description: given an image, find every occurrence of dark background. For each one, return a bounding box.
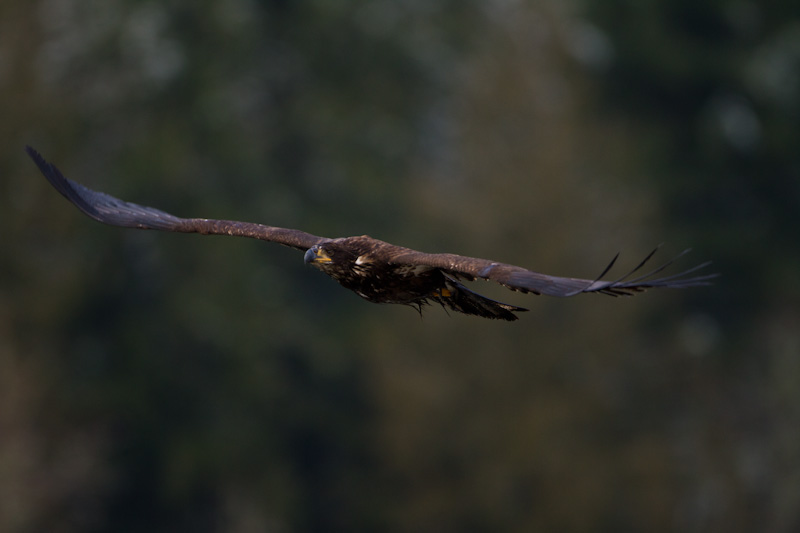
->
[2,1,798,531]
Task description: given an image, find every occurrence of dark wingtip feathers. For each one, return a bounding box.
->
[585,248,718,296]
[26,145,65,194]
[26,145,186,230]
[26,145,96,216]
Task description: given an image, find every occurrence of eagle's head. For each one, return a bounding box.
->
[304,242,358,275]
[304,244,331,266]
[303,238,380,288]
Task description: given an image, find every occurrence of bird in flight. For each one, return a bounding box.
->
[26,146,715,321]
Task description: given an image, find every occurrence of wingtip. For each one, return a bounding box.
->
[25,146,57,181]
[593,252,620,282]
[25,145,62,184]
[25,145,44,164]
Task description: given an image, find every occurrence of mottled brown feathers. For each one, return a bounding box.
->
[26,146,716,321]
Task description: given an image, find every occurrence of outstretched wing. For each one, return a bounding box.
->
[389,246,717,297]
[26,146,325,251]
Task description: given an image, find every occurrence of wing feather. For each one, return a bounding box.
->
[26,146,325,251]
[389,246,716,298]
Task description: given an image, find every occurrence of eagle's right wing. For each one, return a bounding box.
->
[26,146,325,251]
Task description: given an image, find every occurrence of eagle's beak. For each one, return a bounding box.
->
[304,246,332,265]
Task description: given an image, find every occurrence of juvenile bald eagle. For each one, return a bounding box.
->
[26,147,715,321]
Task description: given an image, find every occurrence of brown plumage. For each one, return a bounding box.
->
[26,147,716,321]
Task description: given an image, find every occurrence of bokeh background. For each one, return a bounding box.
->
[2,1,799,531]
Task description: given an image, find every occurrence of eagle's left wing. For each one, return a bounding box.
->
[26,147,326,251]
[389,247,716,297]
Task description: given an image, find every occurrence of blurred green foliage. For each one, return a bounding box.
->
[1,0,798,531]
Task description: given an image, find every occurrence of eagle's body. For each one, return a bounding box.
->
[304,236,526,320]
[309,236,440,304]
[26,147,715,321]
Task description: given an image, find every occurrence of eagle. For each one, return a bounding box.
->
[26,147,715,321]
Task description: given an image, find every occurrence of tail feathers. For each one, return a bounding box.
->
[433,277,528,321]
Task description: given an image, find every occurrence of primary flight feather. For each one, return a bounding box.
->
[26,146,716,321]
